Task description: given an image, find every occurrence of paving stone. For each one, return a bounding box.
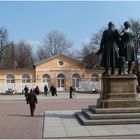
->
[86,125,107,131]
[66,130,91,137]
[45,126,66,132]
[105,124,130,130]
[44,110,140,138]
[111,129,134,135]
[44,131,67,138]
[89,129,114,136]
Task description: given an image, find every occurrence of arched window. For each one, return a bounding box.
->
[6,74,15,93]
[22,74,30,83]
[57,74,65,88]
[6,74,15,83]
[42,74,51,87]
[91,73,99,82]
[42,74,51,82]
[72,73,80,88]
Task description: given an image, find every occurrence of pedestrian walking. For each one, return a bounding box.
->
[53,86,57,96]
[24,85,29,99]
[50,85,53,96]
[69,86,74,99]
[50,85,57,96]
[44,85,48,96]
[34,86,40,95]
[26,89,38,117]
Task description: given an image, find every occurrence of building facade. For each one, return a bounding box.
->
[0,55,103,93]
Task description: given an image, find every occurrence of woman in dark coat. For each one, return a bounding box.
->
[119,21,136,74]
[34,86,40,95]
[50,85,57,96]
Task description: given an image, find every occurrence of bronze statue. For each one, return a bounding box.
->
[96,22,119,74]
[118,56,126,75]
[119,21,136,74]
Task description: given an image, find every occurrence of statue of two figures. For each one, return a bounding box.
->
[97,21,136,75]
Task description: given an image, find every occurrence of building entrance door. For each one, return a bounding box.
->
[57,74,65,91]
[72,73,80,91]
[42,74,51,92]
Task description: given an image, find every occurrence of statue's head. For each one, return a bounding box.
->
[108,22,115,28]
[124,21,130,28]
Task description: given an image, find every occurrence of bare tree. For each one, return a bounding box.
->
[80,44,93,58]
[0,27,11,62]
[36,47,48,61]
[76,28,105,69]
[43,31,72,57]
[2,42,17,69]
[90,27,106,49]
[16,41,34,69]
[129,18,140,55]
[79,43,100,69]
[128,18,140,74]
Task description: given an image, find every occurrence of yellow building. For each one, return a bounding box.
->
[0,54,103,93]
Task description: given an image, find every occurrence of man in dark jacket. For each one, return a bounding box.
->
[69,86,74,98]
[53,86,57,96]
[50,85,57,96]
[27,89,38,117]
[44,85,48,96]
[50,85,54,96]
[24,85,29,99]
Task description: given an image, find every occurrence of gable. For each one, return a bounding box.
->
[35,55,83,70]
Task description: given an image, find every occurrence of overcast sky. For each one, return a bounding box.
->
[0,1,140,51]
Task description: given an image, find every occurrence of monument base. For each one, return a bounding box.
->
[98,99,140,108]
[97,74,140,108]
[75,106,140,125]
[75,74,140,125]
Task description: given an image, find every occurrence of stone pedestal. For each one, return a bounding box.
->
[97,74,140,108]
[75,74,140,125]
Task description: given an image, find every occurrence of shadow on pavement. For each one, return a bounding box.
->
[45,113,75,119]
[7,114,44,118]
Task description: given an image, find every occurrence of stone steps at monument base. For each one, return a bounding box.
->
[89,105,140,114]
[97,99,140,108]
[75,111,140,125]
[103,93,137,100]
[82,108,140,119]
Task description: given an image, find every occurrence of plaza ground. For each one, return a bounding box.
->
[1,92,140,139]
[0,92,97,139]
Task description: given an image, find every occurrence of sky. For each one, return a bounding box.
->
[0,1,140,51]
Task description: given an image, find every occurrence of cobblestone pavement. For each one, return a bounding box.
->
[0,92,98,139]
